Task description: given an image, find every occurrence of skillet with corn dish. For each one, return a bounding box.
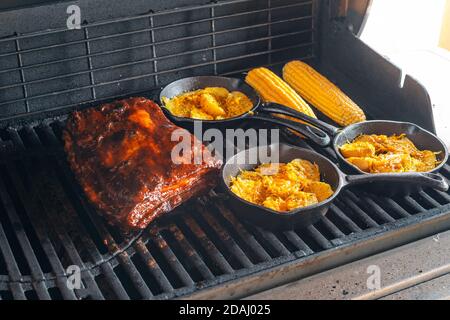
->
[340,134,439,173]
[230,159,334,212]
[161,87,253,120]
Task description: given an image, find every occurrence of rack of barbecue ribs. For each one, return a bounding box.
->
[64,97,222,230]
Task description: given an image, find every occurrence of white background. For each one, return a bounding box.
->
[361,0,450,148]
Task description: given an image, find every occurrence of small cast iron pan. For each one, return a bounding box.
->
[222,143,449,230]
[281,114,449,196]
[159,76,330,146]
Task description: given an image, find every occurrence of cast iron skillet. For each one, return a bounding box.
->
[280,113,449,196]
[222,143,449,230]
[159,76,330,147]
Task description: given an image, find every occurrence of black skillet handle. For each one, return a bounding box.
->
[344,172,449,192]
[250,113,331,147]
[259,103,341,137]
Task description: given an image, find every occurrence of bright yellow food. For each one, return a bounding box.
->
[230,159,334,212]
[340,134,439,173]
[245,67,316,119]
[162,87,253,120]
[283,60,366,126]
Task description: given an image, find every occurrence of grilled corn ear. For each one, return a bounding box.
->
[283,60,366,126]
[245,67,317,118]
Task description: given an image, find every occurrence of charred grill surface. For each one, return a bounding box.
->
[63,97,222,230]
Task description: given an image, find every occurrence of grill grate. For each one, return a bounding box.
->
[1,118,450,299]
[0,0,316,121]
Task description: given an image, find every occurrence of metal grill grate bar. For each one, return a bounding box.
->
[328,204,362,233]
[0,30,312,92]
[134,239,174,294]
[250,226,291,257]
[0,0,313,45]
[112,251,153,299]
[346,191,396,224]
[211,200,272,262]
[320,217,346,239]
[283,231,314,255]
[20,127,108,260]
[149,229,195,288]
[4,163,77,300]
[378,197,411,218]
[417,191,441,208]
[0,223,26,299]
[0,167,50,299]
[339,194,379,228]
[0,14,310,58]
[0,0,316,119]
[0,43,313,108]
[305,226,333,250]
[404,197,426,213]
[98,263,129,300]
[195,201,253,269]
[167,224,215,281]
[6,128,105,299]
[436,190,450,202]
[8,283,26,300]
[182,216,234,275]
[14,39,30,113]
[220,56,317,77]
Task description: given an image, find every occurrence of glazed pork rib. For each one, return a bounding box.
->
[64,97,222,230]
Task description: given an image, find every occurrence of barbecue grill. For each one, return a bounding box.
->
[0,0,449,300]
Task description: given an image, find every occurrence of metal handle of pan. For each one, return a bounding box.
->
[259,103,341,137]
[344,172,449,192]
[250,113,331,147]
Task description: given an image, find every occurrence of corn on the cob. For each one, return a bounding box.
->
[283,60,366,126]
[245,67,317,119]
